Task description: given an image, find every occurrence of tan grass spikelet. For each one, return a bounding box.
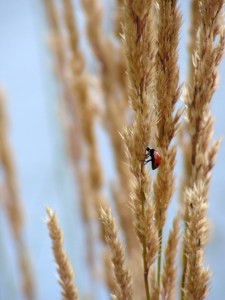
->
[114,0,129,105]
[81,0,135,255]
[177,125,192,215]
[44,0,64,73]
[182,2,225,296]
[145,205,159,270]
[123,0,156,237]
[161,215,180,300]
[0,90,34,300]
[178,0,200,212]
[99,206,133,300]
[0,91,23,239]
[153,0,182,232]
[114,0,124,38]
[187,0,200,86]
[183,183,210,300]
[43,0,97,276]
[103,250,117,294]
[44,0,84,167]
[45,207,78,300]
[123,0,159,298]
[62,0,102,194]
[184,0,225,176]
[18,245,35,300]
[110,184,137,253]
[149,266,159,300]
[151,0,181,296]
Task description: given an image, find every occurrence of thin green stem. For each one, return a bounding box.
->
[157,228,163,297]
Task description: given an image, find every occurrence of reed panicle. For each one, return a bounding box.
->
[184,0,225,188]
[99,206,133,300]
[122,1,159,298]
[81,0,136,255]
[115,0,125,38]
[44,0,84,173]
[62,0,103,203]
[154,0,181,231]
[187,0,200,86]
[0,91,34,300]
[44,0,64,75]
[153,0,181,293]
[183,183,210,300]
[44,0,95,274]
[149,266,159,300]
[46,207,78,300]
[0,91,23,240]
[103,250,117,294]
[182,1,225,298]
[161,215,180,300]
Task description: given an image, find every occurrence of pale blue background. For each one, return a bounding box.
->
[0,1,224,299]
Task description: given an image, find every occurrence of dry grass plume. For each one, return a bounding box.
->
[46,207,78,300]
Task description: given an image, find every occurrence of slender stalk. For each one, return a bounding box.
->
[157,228,162,291]
[143,260,150,300]
[141,180,150,300]
[181,252,186,300]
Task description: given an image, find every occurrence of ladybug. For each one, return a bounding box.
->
[144,147,161,170]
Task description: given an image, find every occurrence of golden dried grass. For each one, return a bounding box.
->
[0,91,34,300]
[45,207,78,300]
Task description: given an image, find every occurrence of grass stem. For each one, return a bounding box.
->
[157,228,163,296]
[142,202,150,300]
[141,164,150,300]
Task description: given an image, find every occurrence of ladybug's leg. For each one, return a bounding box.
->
[143,147,153,164]
[144,158,152,165]
[140,157,150,163]
[144,153,151,159]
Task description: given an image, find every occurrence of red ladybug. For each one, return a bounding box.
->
[144,147,161,170]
